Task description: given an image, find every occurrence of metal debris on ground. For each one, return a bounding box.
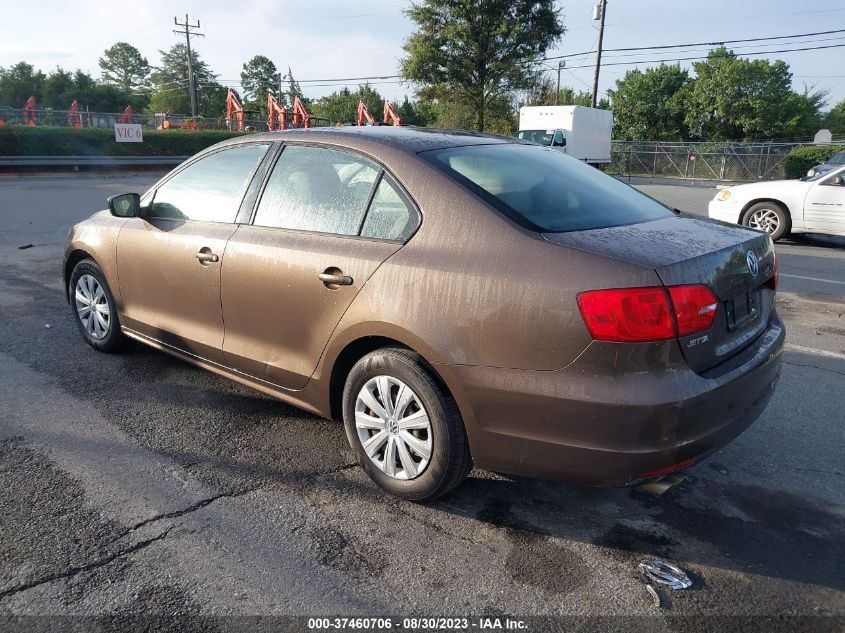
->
[18,244,34,250]
[639,472,688,495]
[638,559,693,590]
[645,583,661,608]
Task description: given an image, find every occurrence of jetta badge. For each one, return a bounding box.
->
[746,250,759,278]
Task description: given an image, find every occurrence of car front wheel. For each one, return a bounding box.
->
[69,259,129,353]
[742,202,790,241]
[342,348,472,501]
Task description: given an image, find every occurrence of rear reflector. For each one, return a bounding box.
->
[578,284,718,343]
[638,457,695,479]
[768,250,779,290]
[577,287,675,342]
[668,285,719,337]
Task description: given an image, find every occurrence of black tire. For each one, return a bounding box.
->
[742,201,791,242]
[342,348,472,501]
[69,258,130,353]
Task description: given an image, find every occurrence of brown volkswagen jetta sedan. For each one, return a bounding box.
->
[64,127,784,500]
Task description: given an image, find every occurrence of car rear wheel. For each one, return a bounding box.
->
[342,348,472,501]
[742,202,790,241]
[69,259,129,353]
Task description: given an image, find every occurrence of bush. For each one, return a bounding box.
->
[784,145,845,178]
[0,126,247,157]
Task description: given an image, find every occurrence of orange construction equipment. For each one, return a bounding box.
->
[118,105,134,124]
[291,95,311,129]
[267,92,287,131]
[22,96,37,126]
[357,100,375,126]
[67,100,81,128]
[226,89,245,131]
[383,100,402,126]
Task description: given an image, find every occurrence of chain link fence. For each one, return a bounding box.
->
[609,141,815,182]
[0,107,269,131]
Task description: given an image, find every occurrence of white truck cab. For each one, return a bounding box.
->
[518,105,613,165]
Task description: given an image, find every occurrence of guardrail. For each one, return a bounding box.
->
[0,156,188,167]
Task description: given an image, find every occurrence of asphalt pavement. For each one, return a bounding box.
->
[0,174,842,631]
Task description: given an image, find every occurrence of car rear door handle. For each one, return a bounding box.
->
[195,250,219,264]
[318,271,353,287]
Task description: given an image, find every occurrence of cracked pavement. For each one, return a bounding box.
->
[0,175,842,630]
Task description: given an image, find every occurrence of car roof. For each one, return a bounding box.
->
[221,125,528,155]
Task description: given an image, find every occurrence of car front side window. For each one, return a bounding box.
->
[149,143,270,223]
[253,145,380,235]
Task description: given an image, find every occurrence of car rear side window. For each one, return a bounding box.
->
[360,177,416,241]
[149,144,269,223]
[253,145,379,235]
[422,144,673,232]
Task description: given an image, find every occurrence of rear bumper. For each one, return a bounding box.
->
[449,313,785,485]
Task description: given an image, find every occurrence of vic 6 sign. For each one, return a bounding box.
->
[114,123,143,143]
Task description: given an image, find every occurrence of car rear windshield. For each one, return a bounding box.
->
[421,144,673,232]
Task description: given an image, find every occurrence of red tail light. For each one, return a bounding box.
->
[578,285,718,343]
[668,285,719,336]
[577,287,675,342]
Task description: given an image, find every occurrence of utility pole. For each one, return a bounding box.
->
[591,0,607,108]
[173,14,204,119]
[555,61,565,105]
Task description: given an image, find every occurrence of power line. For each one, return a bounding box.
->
[544,28,845,61]
[598,35,845,60]
[559,42,845,70]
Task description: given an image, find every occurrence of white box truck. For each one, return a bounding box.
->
[517,105,613,165]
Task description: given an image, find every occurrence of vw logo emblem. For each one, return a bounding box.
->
[746,250,759,278]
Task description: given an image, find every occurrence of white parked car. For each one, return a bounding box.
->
[708,165,845,241]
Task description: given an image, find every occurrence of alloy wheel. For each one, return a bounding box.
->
[355,375,433,480]
[74,274,111,339]
[748,208,780,234]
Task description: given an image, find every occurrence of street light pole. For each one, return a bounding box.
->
[591,0,607,108]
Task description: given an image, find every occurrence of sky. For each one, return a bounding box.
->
[1,0,844,110]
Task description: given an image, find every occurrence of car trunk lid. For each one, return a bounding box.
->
[544,214,776,372]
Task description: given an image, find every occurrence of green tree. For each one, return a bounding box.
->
[608,64,690,140]
[42,67,75,108]
[99,42,150,96]
[394,96,438,126]
[71,70,138,111]
[241,55,278,101]
[525,76,593,107]
[401,0,563,132]
[314,84,383,124]
[286,67,311,107]
[784,87,826,138]
[0,62,45,107]
[685,47,821,141]
[241,55,279,120]
[148,44,223,117]
[824,100,845,135]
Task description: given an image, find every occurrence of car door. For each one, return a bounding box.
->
[803,168,845,233]
[116,143,271,362]
[221,143,420,390]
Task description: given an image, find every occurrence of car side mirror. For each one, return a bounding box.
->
[108,193,140,217]
[552,131,566,147]
[830,175,843,186]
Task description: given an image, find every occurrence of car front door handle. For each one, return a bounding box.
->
[195,251,219,264]
[318,271,353,287]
